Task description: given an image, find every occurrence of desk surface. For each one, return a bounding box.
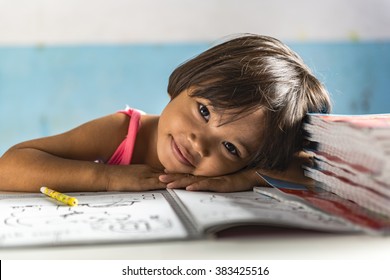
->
[1,232,389,260]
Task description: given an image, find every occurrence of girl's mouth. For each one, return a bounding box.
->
[171,137,194,167]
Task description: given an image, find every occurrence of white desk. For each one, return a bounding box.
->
[1,232,389,260]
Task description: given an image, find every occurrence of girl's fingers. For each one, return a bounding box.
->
[159,173,203,188]
[186,178,237,192]
[159,174,186,183]
[160,173,253,192]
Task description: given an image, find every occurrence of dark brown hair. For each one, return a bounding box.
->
[168,34,331,170]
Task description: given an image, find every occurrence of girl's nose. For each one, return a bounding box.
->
[187,132,210,157]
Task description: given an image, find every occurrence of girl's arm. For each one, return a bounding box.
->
[0,113,165,192]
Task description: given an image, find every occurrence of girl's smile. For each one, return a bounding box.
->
[170,136,196,167]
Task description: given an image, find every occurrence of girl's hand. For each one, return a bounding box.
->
[159,169,259,192]
[105,164,167,192]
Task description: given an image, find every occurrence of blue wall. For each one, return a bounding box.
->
[1,42,389,154]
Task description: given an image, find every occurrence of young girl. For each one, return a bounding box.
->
[0,34,331,193]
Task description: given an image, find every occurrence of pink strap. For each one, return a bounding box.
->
[107,108,141,165]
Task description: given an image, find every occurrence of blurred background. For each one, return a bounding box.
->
[0,0,389,154]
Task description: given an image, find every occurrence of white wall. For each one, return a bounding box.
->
[0,0,389,45]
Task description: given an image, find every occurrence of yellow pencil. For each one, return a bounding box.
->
[40,186,78,206]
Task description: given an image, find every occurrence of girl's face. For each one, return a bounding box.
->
[157,89,264,176]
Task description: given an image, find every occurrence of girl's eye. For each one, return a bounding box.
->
[198,103,210,121]
[223,141,239,156]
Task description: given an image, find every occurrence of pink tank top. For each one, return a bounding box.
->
[107,108,142,165]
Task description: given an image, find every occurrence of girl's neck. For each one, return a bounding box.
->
[132,115,163,170]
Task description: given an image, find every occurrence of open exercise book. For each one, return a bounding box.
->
[1,181,389,248]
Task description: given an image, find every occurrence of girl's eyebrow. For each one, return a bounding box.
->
[237,139,251,158]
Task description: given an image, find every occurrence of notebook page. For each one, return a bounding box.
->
[172,189,362,233]
[0,191,187,247]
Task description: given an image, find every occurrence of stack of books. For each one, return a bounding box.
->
[303,113,390,218]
